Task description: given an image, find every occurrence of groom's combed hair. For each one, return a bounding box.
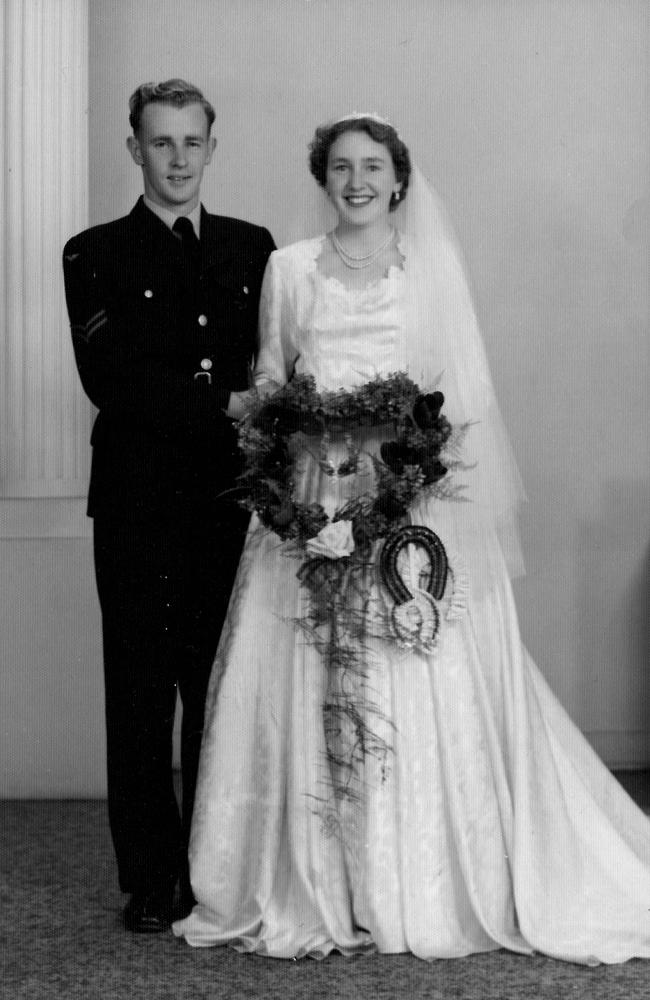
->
[128,79,216,135]
[308,117,411,211]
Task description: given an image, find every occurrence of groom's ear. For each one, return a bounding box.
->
[127,134,143,166]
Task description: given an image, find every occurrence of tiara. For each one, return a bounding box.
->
[333,111,394,128]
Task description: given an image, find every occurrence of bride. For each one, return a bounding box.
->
[173,114,650,963]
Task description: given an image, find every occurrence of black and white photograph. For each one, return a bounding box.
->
[1,1,649,998]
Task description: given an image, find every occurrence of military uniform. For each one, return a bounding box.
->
[63,197,275,898]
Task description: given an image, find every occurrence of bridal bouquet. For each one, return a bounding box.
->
[236,372,465,544]
[235,373,470,806]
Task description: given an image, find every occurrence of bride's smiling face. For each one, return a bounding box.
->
[326,130,401,228]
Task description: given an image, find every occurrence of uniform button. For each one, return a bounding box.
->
[200,358,213,371]
[242,286,249,295]
[144,289,153,298]
[198,314,208,326]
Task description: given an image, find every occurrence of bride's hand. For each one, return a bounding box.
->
[255,379,283,400]
[226,380,282,419]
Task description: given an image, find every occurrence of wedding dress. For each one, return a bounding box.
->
[173,234,650,964]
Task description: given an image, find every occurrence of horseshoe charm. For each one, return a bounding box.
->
[379,525,448,602]
[379,525,449,652]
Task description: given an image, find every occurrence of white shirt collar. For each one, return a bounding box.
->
[143,196,202,238]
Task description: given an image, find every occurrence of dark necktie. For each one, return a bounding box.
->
[173,216,200,263]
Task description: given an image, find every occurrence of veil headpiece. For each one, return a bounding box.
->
[393,164,527,575]
[332,111,395,128]
[310,117,527,575]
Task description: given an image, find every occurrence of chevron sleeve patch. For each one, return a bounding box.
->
[72,308,108,342]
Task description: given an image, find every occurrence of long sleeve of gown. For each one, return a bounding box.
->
[254,250,299,390]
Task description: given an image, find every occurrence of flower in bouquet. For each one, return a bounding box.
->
[264,494,295,531]
[412,391,445,429]
[379,440,423,475]
[305,520,355,560]
[379,391,452,486]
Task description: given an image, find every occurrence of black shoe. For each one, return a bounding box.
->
[123,887,173,933]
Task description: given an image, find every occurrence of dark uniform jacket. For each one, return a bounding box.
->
[63,197,275,523]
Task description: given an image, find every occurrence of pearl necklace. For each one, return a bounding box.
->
[331,227,395,269]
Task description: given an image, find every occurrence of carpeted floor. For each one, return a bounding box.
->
[2,773,649,1000]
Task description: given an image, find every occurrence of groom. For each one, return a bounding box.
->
[63,80,275,932]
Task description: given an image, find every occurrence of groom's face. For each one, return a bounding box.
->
[127,102,216,214]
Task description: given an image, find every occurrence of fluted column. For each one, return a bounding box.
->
[1,0,91,497]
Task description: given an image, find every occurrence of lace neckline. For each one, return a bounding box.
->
[305,232,407,296]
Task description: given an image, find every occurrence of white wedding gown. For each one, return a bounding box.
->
[173,237,650,964]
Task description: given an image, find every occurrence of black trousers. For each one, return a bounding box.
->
[93,511,248,895]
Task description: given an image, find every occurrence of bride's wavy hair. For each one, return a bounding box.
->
[308,117,411,211]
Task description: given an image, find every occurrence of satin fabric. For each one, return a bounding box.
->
[173,239,650,963]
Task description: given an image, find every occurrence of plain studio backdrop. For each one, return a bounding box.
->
[1,0,648,796]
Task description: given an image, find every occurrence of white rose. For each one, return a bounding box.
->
[305,520,355,560]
